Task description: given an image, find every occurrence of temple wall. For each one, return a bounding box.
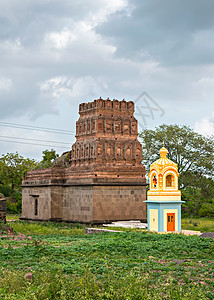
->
[22,187,52,220]
[63,186,93,223]
[51,186,64,220]
[93,185,147,222]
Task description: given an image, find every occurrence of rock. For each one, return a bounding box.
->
[172,259,186,264]
[24,272,33,281]
[200,232,214,239]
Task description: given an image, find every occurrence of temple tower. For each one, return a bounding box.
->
[22,98,147,223]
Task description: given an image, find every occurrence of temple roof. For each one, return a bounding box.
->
[149,146,178,175]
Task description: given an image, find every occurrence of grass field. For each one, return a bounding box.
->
[0,220,213,299]
[6,214,214,232]
[181,218,214,232]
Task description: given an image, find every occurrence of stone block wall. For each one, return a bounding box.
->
[63,186,93,223]
[22,187,52,220]
[93,186,146,222]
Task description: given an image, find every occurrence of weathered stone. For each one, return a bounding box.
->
[200,232,214,239]
[22,99,147,223]
[24,272,33,281]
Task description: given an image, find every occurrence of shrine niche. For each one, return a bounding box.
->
[22,98,147,223]
[90,145,94,157]
[114,121,121,133]
[87,120,91,133]
[106,147,111,156]
[136,148,141,158]
[105,120,113,133]
[116,147,121,157]
[98,120,104,132]
[131,121,137,133]
[97,145,102,156]
[125,147,131,158]
[123,122,130,134]
[85,145,89,158]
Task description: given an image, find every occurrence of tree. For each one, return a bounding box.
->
[0,152,36,202]
[139,124,214,197]
[36,149,59,169]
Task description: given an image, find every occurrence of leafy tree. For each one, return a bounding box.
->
[139,124,214,197]
[35,149,59,169]
[42,149,59,164]
[0,152,36,202]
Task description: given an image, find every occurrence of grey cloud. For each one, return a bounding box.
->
[0,0,213,131]
[96,0,214,66]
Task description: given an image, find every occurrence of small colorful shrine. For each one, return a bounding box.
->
[144,144,184,232]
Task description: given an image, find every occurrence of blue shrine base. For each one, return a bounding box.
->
[143,201,185,232]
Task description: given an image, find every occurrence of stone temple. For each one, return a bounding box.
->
[22,98,147,223]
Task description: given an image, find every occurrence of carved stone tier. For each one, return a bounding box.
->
[70,98,142,168]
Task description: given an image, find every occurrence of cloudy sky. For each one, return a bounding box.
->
[0,0,213,160]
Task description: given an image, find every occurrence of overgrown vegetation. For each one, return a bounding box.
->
[0,221,213,299]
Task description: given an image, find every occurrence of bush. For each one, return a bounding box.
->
[181,187,214,218]
[199,202,214,217]
[6,198,22,214]
[0,185,11,197]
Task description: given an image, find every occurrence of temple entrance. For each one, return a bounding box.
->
[167,213,175,231]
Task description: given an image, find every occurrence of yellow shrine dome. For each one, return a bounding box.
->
[147,145,181,198]
[149,146,178,174]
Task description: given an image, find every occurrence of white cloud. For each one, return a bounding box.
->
[0,78,12,91]
[194,112,214,136]
[45,29,77,49]
[39,76,108,101]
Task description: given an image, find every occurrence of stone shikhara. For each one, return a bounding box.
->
[21,98,147,223]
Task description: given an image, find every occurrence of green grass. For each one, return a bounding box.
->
[181,217,214,232]
[6,214,21,221]
[8,220,85,236]
[0,221,213,299]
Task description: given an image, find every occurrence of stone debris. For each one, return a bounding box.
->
[24,272,33,281]
[85,228,123,234]
[103,220,147,229]
[181,230,201,236]
[200,232,214,239]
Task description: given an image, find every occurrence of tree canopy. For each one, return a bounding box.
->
[35,149,59,169]
[0,152,36,202]
[139,124,214,199]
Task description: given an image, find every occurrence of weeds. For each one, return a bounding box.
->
[0,220,213,299]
